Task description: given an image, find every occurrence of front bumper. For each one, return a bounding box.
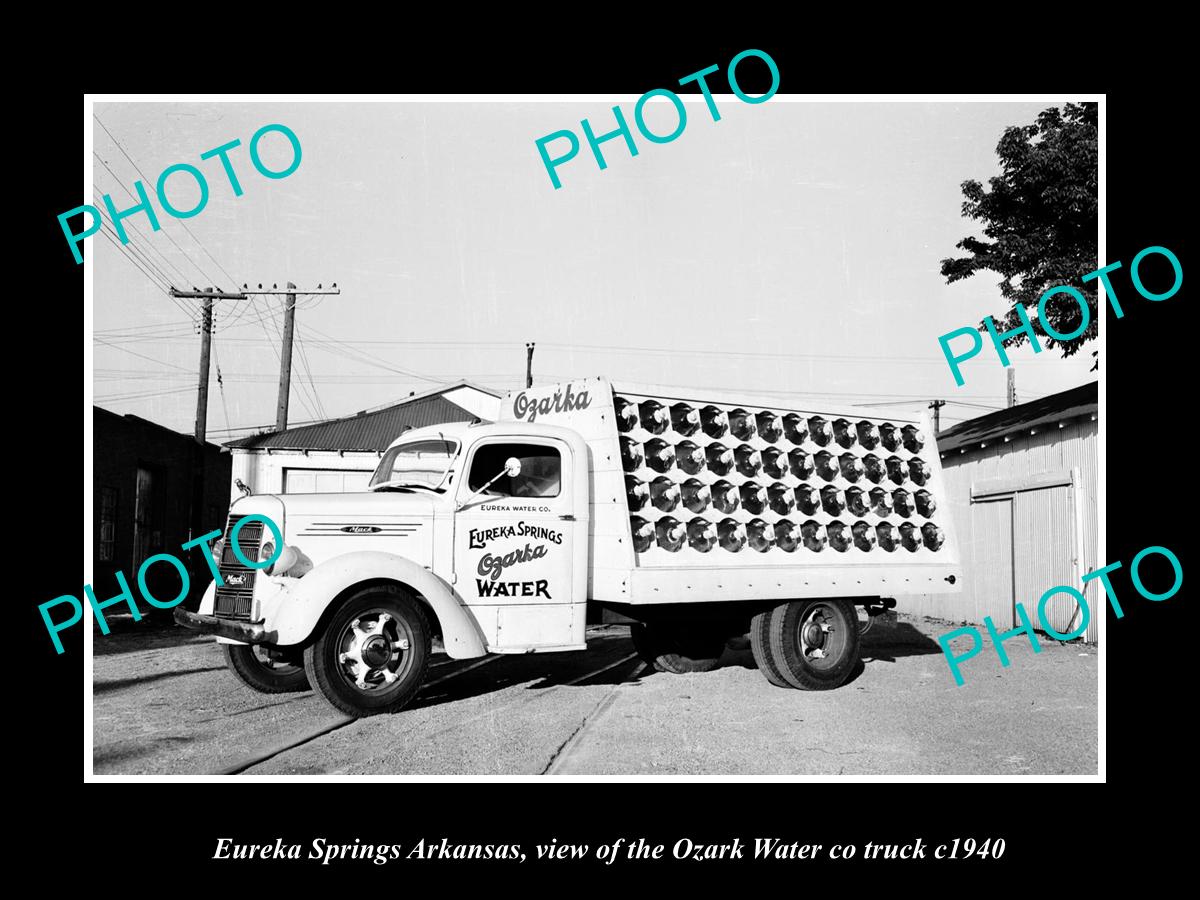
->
[173,607,277,644]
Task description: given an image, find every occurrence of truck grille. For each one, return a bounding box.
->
[213,514,261,620]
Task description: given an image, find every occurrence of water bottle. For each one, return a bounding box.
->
[846,485,871,517]
[921,522,945,551]
[681,478,712,513]
[730,408,757,441]
[833,418,858,449]
[769,482,796,515]
[852,520,878,551]
[880,422,901,452]
[902,424,925,453]
[670,402,701,436]
[701,405,730,438]
[735,444,763,476]
[876,522,898,552]
[893,488,915,518]
[774,520,801,552]
[763,447,788,479]
[856,420,881,449]
[863,454,886,484]
[801,520,828,552]
[631,516,655,553]
[827,520,852,552]
[639,399,670,435]
[718,518,747,552]
[821,485,847,516]
[740,481,768,515]
[757,411,782,443]
[788,448,815,480]
[747,518,775,552]
[838,452,865,482]
[712,480,740,514]
[808,415,833,447]
[907,458,930,486]
[650,476,681,512]
[676,440,707,476]
[915,489,936,517]
[899,522,920,552]
[815,450,839,482]
[626,475,649,511]
[869,486,894,517]
[620,436,643,472]
[687,517,719,552]
[783,413,809,445]
[706,442,735,476]
[614,397,639,433]
[795,484,821,515]
[885,455,907,485]
[655,517,687,551]
[645,438,676,473]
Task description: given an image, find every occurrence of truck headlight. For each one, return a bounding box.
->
[211,537,225,571]
[267,544,313,577]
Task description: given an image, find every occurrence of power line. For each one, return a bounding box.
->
[96,227,174,297]
[93,152,216,289]
[94,116,243,290]
[94,336,193,372]
[294,324,327,419]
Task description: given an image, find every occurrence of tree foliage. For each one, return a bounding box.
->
[941,103,1098,356]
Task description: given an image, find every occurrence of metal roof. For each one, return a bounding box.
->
[936,381,1097,455]
[226,393,484,452]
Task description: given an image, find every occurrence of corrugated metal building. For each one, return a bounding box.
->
[224,381,500,499]
[898,382,1098,642]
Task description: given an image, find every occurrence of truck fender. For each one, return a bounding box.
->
[261,551,489,658]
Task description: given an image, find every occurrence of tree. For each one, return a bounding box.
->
[941,103,1098,357]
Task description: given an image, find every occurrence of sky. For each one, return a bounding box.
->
[91,99,1097,441]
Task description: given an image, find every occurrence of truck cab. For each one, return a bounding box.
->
[177,421,591,715]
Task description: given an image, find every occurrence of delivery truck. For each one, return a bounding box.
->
[175,377,961,716]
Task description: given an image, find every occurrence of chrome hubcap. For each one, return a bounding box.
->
[798,604,845,669]
[336,610,412,692]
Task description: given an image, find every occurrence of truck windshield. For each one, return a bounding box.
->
[370,439,458,490]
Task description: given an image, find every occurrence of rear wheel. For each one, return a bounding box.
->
[222,643,310,694]
[303,585,431,717]
[766,599,860,691]
[631,622,725,674]
[750,610,791,688]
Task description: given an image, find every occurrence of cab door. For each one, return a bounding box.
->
[453,437,583,652]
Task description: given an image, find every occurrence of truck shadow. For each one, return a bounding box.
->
[410,637,649,710]
[859,622,946,663]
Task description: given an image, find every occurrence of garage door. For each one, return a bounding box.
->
[282,469,374,494]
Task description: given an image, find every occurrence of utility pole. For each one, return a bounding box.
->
[170,286,247,444]
[1007,368,1017,408]
[169,286,246,549]
[240,283,340,432]
[525,342,536,388]
[195,289,214,444]
[929,399,945,437]
[276,282,297,432]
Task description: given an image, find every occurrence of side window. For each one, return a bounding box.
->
[469,443,562,499]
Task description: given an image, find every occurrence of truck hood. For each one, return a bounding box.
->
[229,490,446,534]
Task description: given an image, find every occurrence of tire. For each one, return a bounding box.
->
[303,585,431,717]
[766,599,860,691]
[750,610,792,688]
[631,622,724,674]
[222,643,310,694]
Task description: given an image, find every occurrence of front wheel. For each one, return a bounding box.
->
[303,585,431,717]
[766,599,860,691]
[631,623,725,674]
[222,643,310,694]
